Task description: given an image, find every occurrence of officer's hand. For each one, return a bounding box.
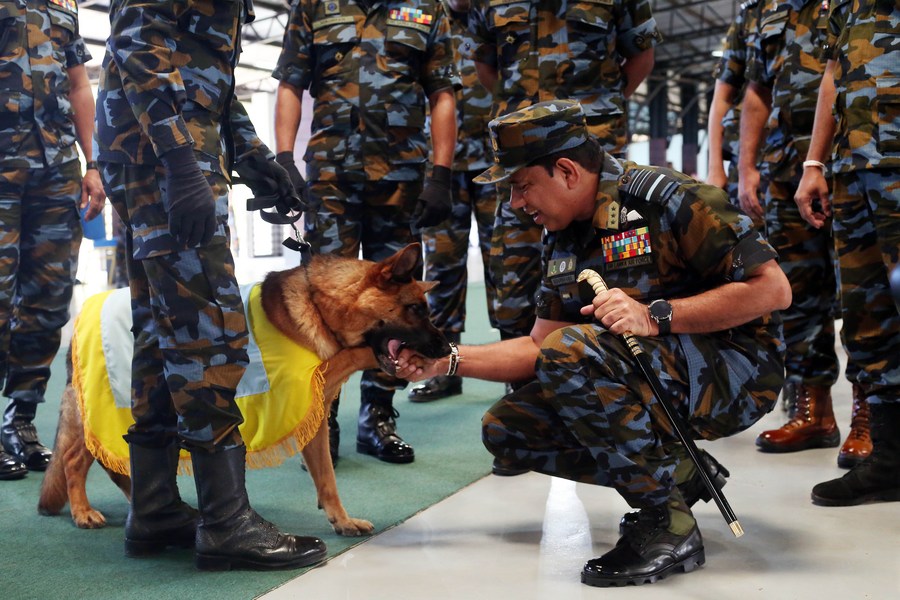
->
[236,152,310,215]
[160,145,217,248]
[81,167,107,221]
[274,151,313,210]
[794,167,831,229]
[412,165,453,230]
[737,166,764,221]
[580,287,655,337]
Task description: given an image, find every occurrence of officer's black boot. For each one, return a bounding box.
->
[811,402,900,506]
[0,449,27,480]
[356,388,414,463]
[124,442,198,557]
[408,333,463,402]
[191,445,327,571]
[1,399,52,471]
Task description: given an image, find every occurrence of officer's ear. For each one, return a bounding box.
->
[555,157,580,189]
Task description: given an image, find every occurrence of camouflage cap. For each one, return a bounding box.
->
[474,100,589,184]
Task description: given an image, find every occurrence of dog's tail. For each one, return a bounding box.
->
[37,349,76,516]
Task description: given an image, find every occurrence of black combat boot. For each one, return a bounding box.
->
[619,448,729,534]
[811,403,900,506]
[124,442,198,557]
[328,397,340,465]
[1,399,52,471]
[191,446,327,571]
[583,505,705,587]
[356,388,414,463]
[0,449,27,480]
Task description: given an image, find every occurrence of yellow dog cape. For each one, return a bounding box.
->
[71,284,327,475]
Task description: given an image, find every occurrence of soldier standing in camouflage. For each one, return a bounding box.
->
[396,100,791,586]
[407,0,500,403]
[273,0,459,465]
[96,0,326,570]
[467,0,661,354]
[794,0,900,506]
[0,0,105,480]
[737,0,869,468]
[707,0,762,217]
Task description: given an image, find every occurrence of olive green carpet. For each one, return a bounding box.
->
[1,284,503,600]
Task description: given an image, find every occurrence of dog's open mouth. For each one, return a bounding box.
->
[374,339,407,375]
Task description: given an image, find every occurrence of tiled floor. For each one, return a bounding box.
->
[260,370,900,599]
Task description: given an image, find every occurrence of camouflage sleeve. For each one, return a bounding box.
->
[745,4,787,87]
[667,181,778,283]
[467,0,497,68]
[107,0,193,157]
[713,14,747,87]
[824,0,851,60]
[422,4,461,95]
[616,0,663,57]
[65,19,92,68]
[272,0,314,89]
[230,97,272,165]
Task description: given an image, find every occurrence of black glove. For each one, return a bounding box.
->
[275,151,313,210]
[235,152,306,215]
[160,145,216,248]
[411,165,453,229]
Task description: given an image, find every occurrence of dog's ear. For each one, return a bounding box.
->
[375,243,422,285]
[419,280,439,293]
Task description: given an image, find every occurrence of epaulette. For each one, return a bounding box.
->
[618,167,681,207]
[740,0,760,11]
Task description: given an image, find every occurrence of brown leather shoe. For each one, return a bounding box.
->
[756,384,841,452]
[838,385,872,469]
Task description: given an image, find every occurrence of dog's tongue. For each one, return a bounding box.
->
[388,339,404,360]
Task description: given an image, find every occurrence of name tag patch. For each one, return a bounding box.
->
[602,227,652,270]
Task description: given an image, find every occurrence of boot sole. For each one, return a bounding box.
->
[810,487,900,507]
[195,549,328,571]
[581,548,705,587]
[356,441,415,464]
[756,431,841,453]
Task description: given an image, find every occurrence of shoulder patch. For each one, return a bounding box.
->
[618,167,680,206]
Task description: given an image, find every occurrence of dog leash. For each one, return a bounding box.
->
[245,192,312,264]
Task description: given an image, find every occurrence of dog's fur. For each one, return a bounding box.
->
[37,244,449,536]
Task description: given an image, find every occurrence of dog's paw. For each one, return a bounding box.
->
[332,517,375,537]
[72,509,107,529]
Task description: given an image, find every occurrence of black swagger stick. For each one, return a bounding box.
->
[577,269,744,538]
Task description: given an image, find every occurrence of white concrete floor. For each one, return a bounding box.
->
[261,369,900,599]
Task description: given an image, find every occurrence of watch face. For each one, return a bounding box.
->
[650,300,672,321]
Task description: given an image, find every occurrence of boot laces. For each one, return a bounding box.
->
[849,395,871,441]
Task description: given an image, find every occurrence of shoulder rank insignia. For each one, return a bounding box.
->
[619,168,680,207]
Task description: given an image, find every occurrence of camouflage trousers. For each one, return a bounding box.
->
[832,170,900,407]
[102,163,248,451]
[0,161,82,403]
[483,324,781,508]
[764,178,841,386]
[305,178,421,394]
[421,169,499,336]
[489,119,624,339]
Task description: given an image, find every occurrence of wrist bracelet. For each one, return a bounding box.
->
[85,161,98,171]
[446,342,460,377]
[802,160,826,170]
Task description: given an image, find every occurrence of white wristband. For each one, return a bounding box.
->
[802,160,826,170]
[446,342,460,377]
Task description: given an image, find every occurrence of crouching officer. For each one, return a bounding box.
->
[395,100,791,586]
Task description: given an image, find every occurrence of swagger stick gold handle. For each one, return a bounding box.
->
[576,268,745,538]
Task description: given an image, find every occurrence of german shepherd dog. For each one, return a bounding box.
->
[37,243,449,536]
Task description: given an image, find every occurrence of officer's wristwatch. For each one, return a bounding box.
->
[649,299,673,335]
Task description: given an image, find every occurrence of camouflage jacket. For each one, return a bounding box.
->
[826,0,900,173]
[445,5,492,172]
[95,0,270,177]
[0,0,91,168]
[747,0,830,182]
[467,0,661,120]
[537,155,781,354]
[273,0,460,182]
[712,0,763,163]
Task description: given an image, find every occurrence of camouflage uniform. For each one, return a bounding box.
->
[746,0,841,389]
[825,0,900,408]
[478,101,784,512]
[711,0,763,205]
[95,0,271,451]
[273,0,459,397]
[420,4,499,343]
[468,0,662,339]
[0,1,87,420]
